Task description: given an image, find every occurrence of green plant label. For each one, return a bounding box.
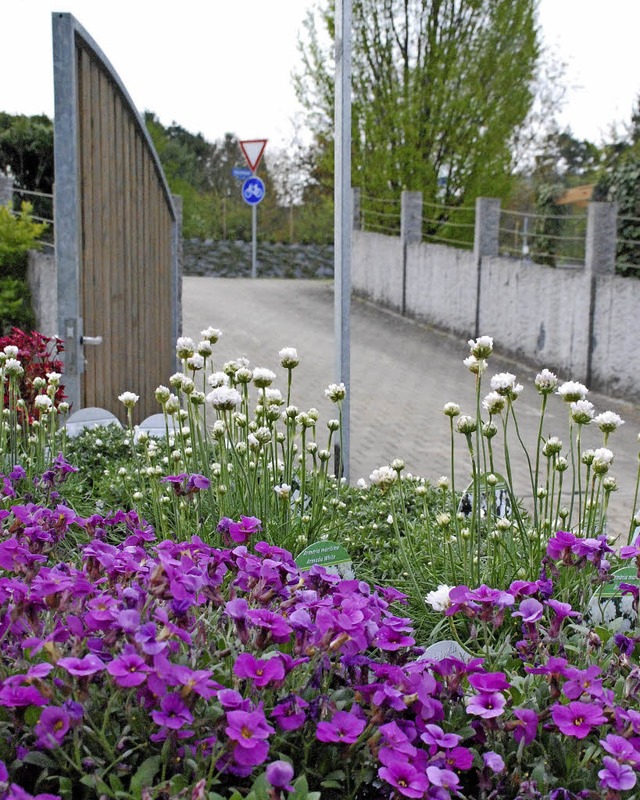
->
[586,566,640,631]
[418,639,470,662]
[459,472,510,518]
[295,541,354,578]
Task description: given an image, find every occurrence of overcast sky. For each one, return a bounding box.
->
[1,0,639,150]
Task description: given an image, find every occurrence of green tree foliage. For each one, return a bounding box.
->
[296,0,539,231]
[0,113,54,192]
[0,203,45,333]
[593,97,640,275]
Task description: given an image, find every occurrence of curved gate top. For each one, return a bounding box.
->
[53,12,180,423]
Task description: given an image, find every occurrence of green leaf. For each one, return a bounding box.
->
[24,705,44,726]
[129,755,162,798]
[21,750,56,769]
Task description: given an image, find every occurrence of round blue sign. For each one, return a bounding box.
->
[242,176,266,205]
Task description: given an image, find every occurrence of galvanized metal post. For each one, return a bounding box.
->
[251,204,258,279]
[52,12,82,411]
[334,0,352,481]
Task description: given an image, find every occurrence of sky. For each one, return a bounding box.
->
[1,0,639,152]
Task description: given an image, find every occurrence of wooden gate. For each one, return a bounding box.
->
[53,13,180,423]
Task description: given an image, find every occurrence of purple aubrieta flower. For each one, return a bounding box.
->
[225,707,275,767]
[598,756,637,791]
[228,516,262,544]
[466,691,507,719]
[160,473,210,496]
[105,651,150,687]
[551,700,606,739]
[233,653,285,687]
[562,665,603,701]
[468,671,510,693]
[316,709,366,744]
[34,706,71,749]
[512,597,544,624]
[426,764,461,791]
[546,530,577,561]
[511,708,538,745]
[378,758,428,799]
[265,760,295,791]
[271,696,309,731]
[56,654,106,677]
[151,693,194,730]
[483,751,506,773]
[599,734,640,766]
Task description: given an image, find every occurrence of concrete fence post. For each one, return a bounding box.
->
[0,174,14,206]
[473,197,501,337]
[585,201,618,386]
[400,191,422,314]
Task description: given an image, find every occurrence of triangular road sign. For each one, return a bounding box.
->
[239,139,267,172]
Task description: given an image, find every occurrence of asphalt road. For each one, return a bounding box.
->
[182,277,640,538]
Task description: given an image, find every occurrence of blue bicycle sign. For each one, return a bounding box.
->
[242,176,266,205]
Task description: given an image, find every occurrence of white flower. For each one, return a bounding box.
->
[3,345,19,358]
[170,372,187,388]
[279,347,299,368]
[442,402,460,418]
[490,372,516,395]
[207,372,229,388]
[46,372,62,385]
[483,391,506,415]
[187,354,205,372]
[34,395,53,412]
[535,368,558,395]
[570,399,594,425]
[200,327,222,343]
[457,415,477,434]
[391,458,405,472]
[235,368,253,384]
[118,391,139,408]
[356,478,367,489]
[175,337,196,359]
[468,335,493,358]
[155,385,171,403]
[253,367,276,388]
[197,340,213,357]
[593,447,614,468]
[425,584,453,612]
[325,382,346,402]
[264,388,284,406]
[594,411,624,434]
[369,465,397,489]
[274,483,292,499]
[463,355,487,375]
[4,358,23,377]
[557,380,588,402]
[207,386,241,411]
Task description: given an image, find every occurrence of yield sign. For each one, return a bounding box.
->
[239,139,267,172]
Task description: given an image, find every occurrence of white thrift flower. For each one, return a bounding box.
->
[34,395,53,412]
[542,436,563,457]
[457,415,477,434]
[557,380,588,402]
[279,347,299,369]
[463,355,487,375]
[207,372,229,388]
[483,391,506,415]
[264,388,284,406]
[3,345,19,358]
[369,465,397,489]
[235,367,253,384]
[187,354,205,372]
[357,478,367,489]
[443,402,460,418]
[46,372,62,386]
[594,411,624,434]
[593,447,614,470]
[155,385,171,403]
[118,391,139,408]
[274,483,292,500]
[535,368,558,395]
[325,382,346,402]
[165,394,181,415]
[170,372,187,389]
[490,372,516,396]
[4,358,23,377]
[207,386,241,411]
[197,340,213,357]
[175,337,196,359]
[200,327,222,343]
[425,584,453,612]
[468,335,493,358]
[570,399,594,425]
[253,367,276,388]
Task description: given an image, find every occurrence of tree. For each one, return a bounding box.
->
[0,113,54,193]
[295,0,539,219]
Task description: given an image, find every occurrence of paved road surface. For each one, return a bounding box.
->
[182,277,640,538]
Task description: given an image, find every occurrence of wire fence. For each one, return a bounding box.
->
[499,208,587,267]
[10,187,54,250]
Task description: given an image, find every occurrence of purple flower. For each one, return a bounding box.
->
[151,693,194,730]
[562,665,603,701]
[600,734,640,766]
[233,653,285,687]
[551,701,606,739]
[512,598,544,624]
[468,672,510,693]
[598,756,637,791]
[106,652,149,687]
[466,691,507,719]
[483,751,505,773]
[265,760,295,791]
[34,706,71,749]
[56,654,105,677]
[225,708,274,767]
[511,708,538,745]
[547,530,577,561]
[426,765,460,791]
[316,709,366,744]
[271,697,308,731]
[378,759,428,799]
[228,516,262,544]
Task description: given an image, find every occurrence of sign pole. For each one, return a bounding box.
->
[251,203,257,279]
[334,0,352,481]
